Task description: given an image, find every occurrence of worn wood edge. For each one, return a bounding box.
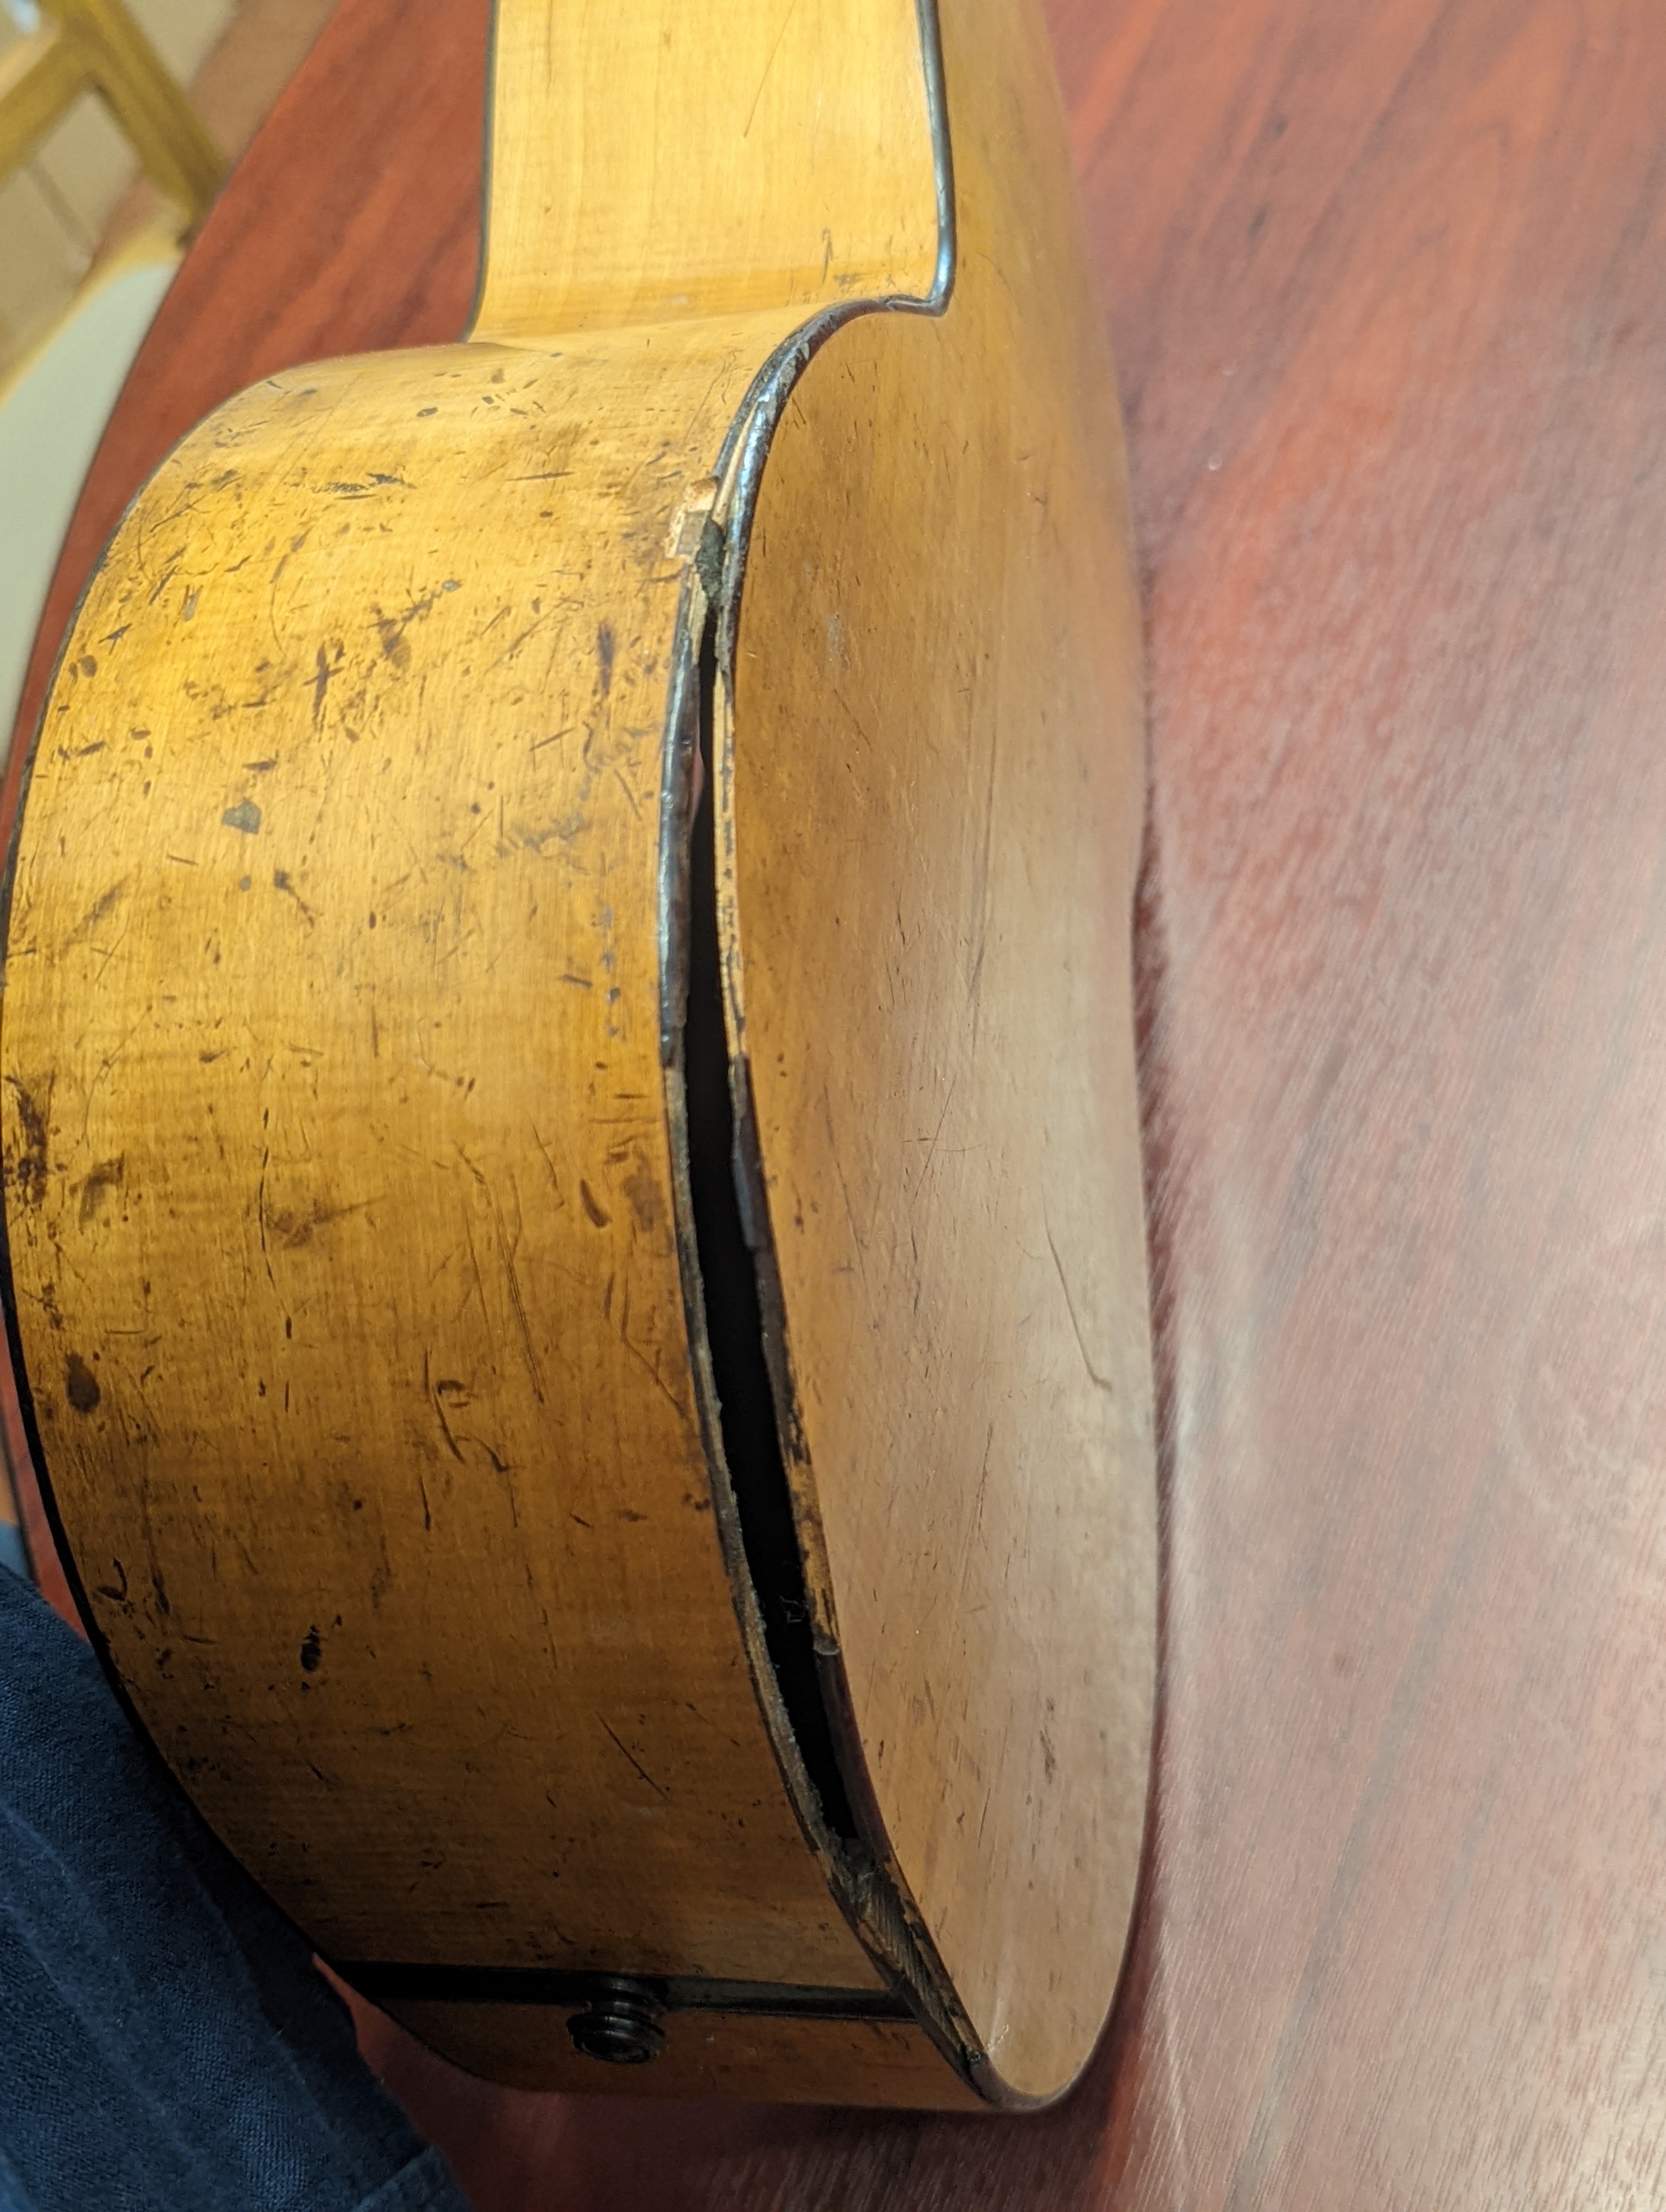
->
[0,329,902,1989]
[650,295,1071,2110]
[635,81,1010,2100]
[0,0,1039,2112]
[375,1994,991,2107]
[0,445,165,1662]
[620,0,1029,2110]
[0,0,992,2107]
[692,0,1155,2101]
[339,1959,990,2106]
[340,1962,912,2015]
[697,524,1030,2110]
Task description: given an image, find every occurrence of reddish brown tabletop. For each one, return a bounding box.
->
[13,0,1666,2204]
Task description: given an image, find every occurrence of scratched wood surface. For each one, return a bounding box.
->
[472,0,938,338]
[13,0,1666,2199]
[5,329,890,1994]
[5,0,1154,2111]
[723,0,1153,2102]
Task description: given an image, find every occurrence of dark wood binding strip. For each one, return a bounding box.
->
[337,1963,912,2020]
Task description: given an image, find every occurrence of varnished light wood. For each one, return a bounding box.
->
[721,0,1152,2104]
[472,0,940,340]
[5,330,880,1989]
[1,0,1152,2112]
[3,0,489,812]
[17,0,1666,2195]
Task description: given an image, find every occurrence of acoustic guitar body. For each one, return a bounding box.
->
[0,0,1155,2108]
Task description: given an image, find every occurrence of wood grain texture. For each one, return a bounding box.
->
[3,0,488,787]
[0,0,951,2028]
[2,327,879,1988]
[17,0,1666,2193]
[472,0,939,339]
[4,0,1152,2111]
[3,0,490,1623]
[723,0,1152,2104]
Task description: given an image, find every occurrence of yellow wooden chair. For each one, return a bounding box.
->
[0,0,223,213]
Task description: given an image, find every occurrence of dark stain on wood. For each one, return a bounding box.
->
[579,1179,612,1228]
[6,1078,49,1207]
[64,1353,100,1414]
[78,1157,125,1223]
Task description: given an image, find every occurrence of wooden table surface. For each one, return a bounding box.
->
[12,0,1666,2203]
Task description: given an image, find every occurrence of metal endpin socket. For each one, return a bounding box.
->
[566,1975,668,2065]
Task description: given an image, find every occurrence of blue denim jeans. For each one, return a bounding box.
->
[0,1564,469,2211]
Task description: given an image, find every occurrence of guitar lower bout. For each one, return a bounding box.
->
[0,0,1155,2109]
